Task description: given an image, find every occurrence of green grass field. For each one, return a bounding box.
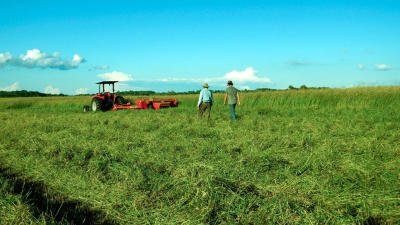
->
[1,86,399,224]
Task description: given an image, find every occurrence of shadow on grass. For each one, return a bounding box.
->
[0,167,116,225]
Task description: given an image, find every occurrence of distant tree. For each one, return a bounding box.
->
[256,88,277,92]
[300,85,308,90]
[167,90,176,95]
[116,90,157,96]
[0,85,331,98]
[0,90,51,97]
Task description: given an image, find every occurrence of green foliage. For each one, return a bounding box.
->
[0,84,329,98]
[116,90,157,96]
[0,86,399,224]
[0,90,67,98]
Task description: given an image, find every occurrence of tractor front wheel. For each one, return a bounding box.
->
[91,98,103,112]
[83,105,91,112]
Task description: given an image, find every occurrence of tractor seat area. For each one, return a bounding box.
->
[103,92,114,97]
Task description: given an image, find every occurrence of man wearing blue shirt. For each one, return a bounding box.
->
[197,83,214,120]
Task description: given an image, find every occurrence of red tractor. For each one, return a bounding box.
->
[83,81,178,112]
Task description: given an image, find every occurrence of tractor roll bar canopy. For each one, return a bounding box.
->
[96,81,118,94]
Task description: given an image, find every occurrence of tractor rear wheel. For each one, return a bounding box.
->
[91,98,103,112]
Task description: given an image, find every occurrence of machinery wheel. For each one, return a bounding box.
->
[83,105,91,112]
[116,96,125,104]
[91,98,103,112]
[147,103,154,109]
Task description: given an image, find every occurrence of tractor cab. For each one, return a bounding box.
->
[96,81,117,95]
[90,81,125,112]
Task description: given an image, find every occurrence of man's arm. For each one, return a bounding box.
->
[237,92,241,106]
[197,90,204,109]
[224,93,227,105]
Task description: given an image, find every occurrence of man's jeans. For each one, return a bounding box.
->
[229,104,237,120]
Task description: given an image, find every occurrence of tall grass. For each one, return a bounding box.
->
[1,86,399,224]
[244,86,400,108]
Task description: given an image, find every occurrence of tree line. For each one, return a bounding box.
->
[0,90,67,98]
[0,85,328,98]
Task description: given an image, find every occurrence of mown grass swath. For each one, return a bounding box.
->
[1,86,399,224]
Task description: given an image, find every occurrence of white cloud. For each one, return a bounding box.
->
[0,49,85,70]
[340,49,349,53]
[97,71,134,81]
[0,82,20,91]
[72,54,83,62]
[75,88,89,95]
[223,67,272,84]
[224,67,262,81]
[375,64,391,70]
[0,52,13,67]
[115,82,132,91]
[358,64,365,70]
[147,67,271,84]
[44,86,60,94]
[135,67,272,90]
[92,65,109,70]
[22,49,47,60]
[285,60,312,66]
[239,85,251,90]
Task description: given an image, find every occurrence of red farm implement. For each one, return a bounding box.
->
[83,81,178,112]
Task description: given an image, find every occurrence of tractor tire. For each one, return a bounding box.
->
[91,98,103,112]
[83,105,91,112]
[116,96,125,104]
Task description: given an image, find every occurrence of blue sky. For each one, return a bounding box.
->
[1,0,399,95]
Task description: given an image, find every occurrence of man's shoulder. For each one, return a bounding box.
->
[226,86,238,92]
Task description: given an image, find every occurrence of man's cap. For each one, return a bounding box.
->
[202,83,209,88]
[227,80,233,85]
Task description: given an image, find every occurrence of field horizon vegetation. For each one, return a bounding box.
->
[1,86,399,224]
[0,84,324,98]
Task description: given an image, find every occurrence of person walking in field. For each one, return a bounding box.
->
[197,83,214,120]
[224,80,241,120]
